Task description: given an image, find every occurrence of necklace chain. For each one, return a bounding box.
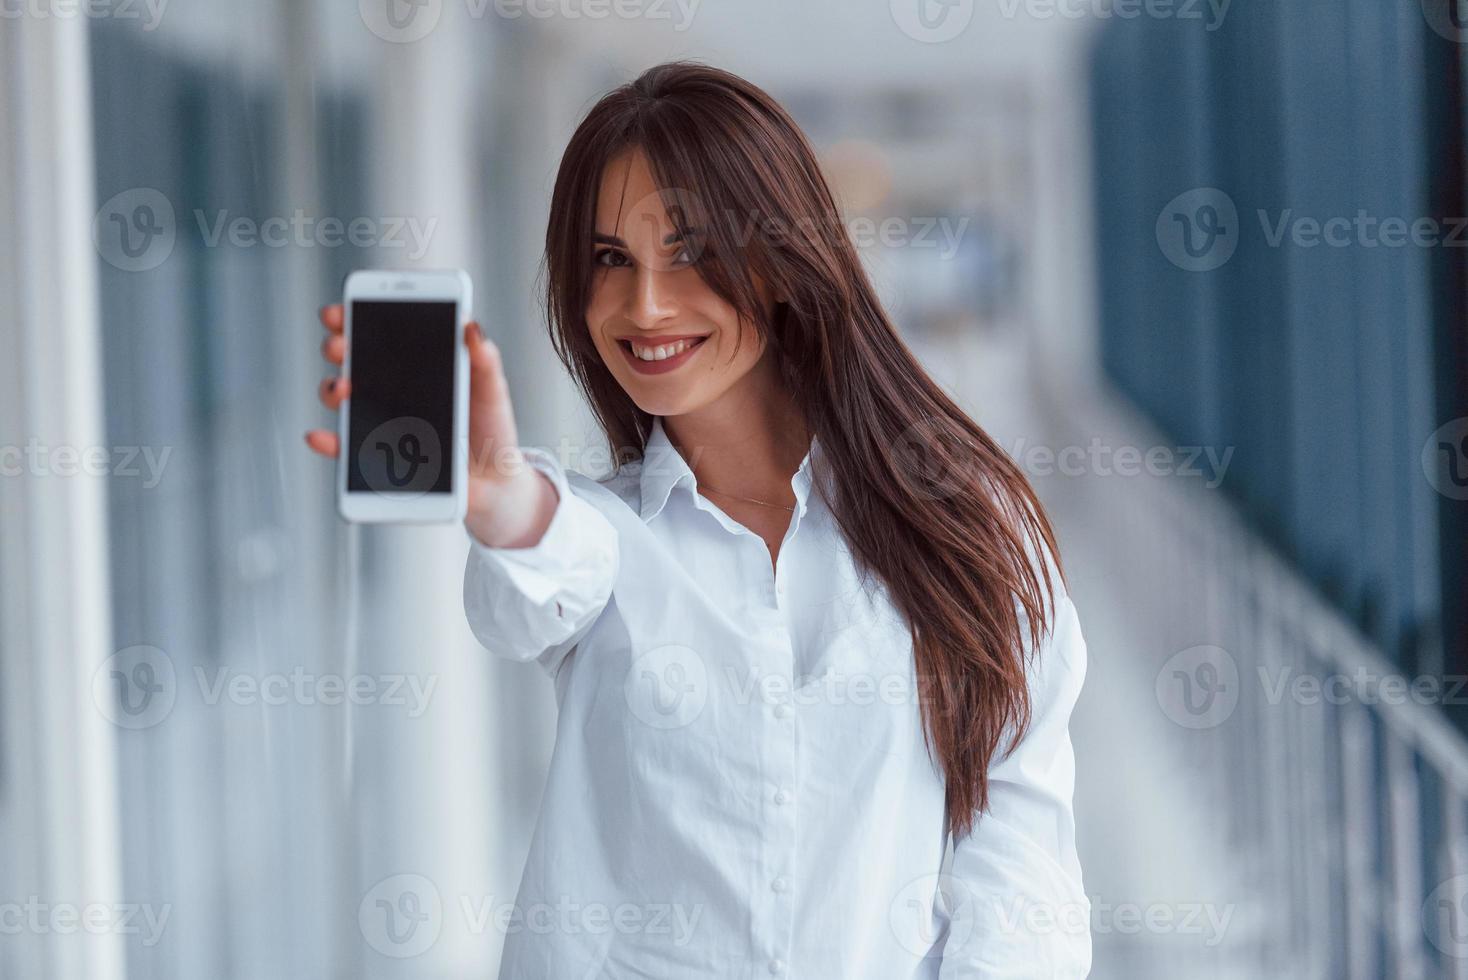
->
[696,480,796,512]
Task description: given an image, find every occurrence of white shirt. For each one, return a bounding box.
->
[463,416,1091,979]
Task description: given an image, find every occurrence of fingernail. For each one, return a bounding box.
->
[470,322,483,343]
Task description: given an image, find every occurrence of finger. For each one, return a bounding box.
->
[321,333,345,365]
[319,304,344,334]
[318,376,351,409]
[304,429,340,458]
[466,322,518,472]
[467,322,506,408]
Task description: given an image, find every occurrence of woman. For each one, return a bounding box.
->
[307,62,1090,979]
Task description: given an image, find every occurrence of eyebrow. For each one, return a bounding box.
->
[592,226,705,248]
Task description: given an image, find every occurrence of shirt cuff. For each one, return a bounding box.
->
[462,447,618,668]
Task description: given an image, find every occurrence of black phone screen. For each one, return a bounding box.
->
[346,300,457,495]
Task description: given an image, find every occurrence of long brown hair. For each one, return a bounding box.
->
[543,61,1062,840]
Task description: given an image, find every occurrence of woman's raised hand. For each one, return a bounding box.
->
[305,304,558,547]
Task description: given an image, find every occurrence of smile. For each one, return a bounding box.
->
[618,335,708,374]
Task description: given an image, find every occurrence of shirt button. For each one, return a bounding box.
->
[769,959,787,975]
[774,789,791,805]
[771,876,790,893]
[773,704,792,720]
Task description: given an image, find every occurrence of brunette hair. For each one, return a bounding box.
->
[543,61,1061,839]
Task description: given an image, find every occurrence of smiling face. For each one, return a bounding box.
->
[585,147,775,419]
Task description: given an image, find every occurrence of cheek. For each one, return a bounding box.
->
[584,281,622,345]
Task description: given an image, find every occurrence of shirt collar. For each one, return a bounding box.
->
[638,415,821,523]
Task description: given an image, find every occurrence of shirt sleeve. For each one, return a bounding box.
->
[462,446,619,679]
[937,584,1092,979]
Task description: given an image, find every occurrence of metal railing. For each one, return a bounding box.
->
[1040,389,1468,980]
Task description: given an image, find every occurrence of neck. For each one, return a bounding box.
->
[661,354,810,501]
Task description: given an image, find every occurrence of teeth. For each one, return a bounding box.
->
[630,338,700,361]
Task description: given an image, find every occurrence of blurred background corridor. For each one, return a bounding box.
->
[3,0,1467,976]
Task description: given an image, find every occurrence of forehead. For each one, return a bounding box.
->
[593,148,681,241]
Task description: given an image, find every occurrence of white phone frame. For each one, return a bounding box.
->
[336,268,471,524]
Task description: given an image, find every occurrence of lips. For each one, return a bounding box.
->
[617,335,709,375]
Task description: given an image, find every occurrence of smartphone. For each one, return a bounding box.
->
[336,269,471,523]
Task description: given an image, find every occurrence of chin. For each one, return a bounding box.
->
[628,389,697,418]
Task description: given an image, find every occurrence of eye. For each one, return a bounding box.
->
[593,248,630,269]
[670,236,707,267]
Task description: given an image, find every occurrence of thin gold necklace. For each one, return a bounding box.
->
[696,481,796,512]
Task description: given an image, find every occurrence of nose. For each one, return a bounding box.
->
[624,263,678,330]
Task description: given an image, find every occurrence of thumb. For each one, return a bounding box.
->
[465,322,520,477]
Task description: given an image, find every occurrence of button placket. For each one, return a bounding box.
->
[759,581,798,978]
[745,486,801,977]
